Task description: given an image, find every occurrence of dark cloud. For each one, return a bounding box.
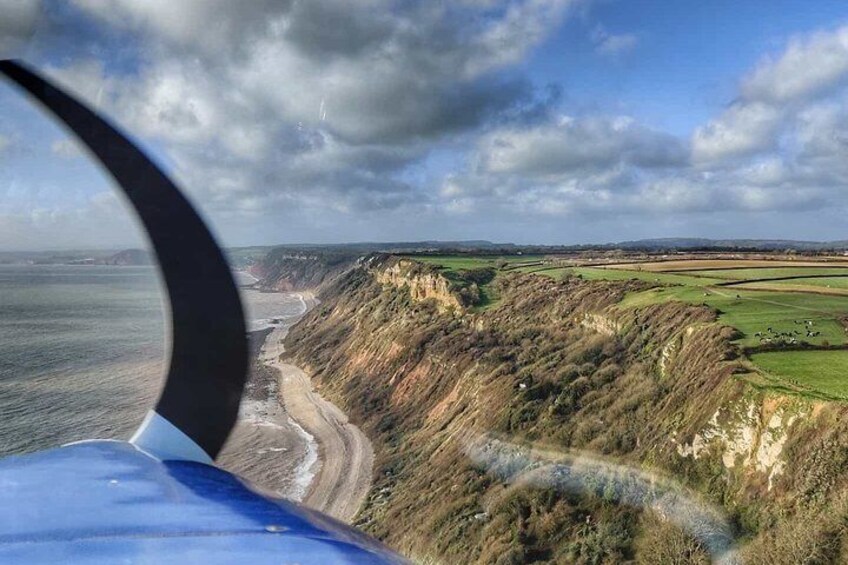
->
[8,1,848,248]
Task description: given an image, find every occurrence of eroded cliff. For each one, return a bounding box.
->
[284,261,848,564]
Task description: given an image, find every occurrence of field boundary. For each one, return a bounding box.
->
[717,274,848,286]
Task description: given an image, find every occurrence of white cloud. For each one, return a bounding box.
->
[477,115,686,176]
[591,25,639,57]
[8,2,848,248]
[692,102,783,164]
[693,25,848,165]
[0,133,10,153]
[0,191,146,251]
[742,26,848,104]
[50,138,81,158]
[49,0,571,226]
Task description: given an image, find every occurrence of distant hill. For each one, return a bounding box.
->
[103,249,152,266]
[609,238,848,251]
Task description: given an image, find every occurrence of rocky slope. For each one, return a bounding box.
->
[284,260,848,564]
[250,248,358,291]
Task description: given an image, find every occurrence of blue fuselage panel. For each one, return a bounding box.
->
[0,441,404,564]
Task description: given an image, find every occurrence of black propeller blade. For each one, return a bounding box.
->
[0,60,248,461]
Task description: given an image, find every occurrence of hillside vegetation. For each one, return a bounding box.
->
[283,255,848,563]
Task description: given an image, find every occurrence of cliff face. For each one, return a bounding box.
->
[285,263,848,564]
[374,259,463,313]
[250,249,357,291]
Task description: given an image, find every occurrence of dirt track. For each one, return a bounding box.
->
[260,292,374,523]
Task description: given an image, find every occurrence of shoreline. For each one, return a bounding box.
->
[258,290,375,523]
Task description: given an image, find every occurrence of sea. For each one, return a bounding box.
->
[0,264,314,498]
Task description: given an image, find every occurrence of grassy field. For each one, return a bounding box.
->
[519,266,723,286]
[406,255,544,273]
[732,277,848,296]
[686,267,848,281]
[751,350,848,400]
[560,261,848,399]
[606,259,848,272]
[621,285,848,346]
[596,261,848,399]
[405,255,848,399]
[402,254,542,312]
[753,276,848,289]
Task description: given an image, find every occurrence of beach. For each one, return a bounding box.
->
[220,290,374,523]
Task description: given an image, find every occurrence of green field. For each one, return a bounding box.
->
[406,255,848,399]
[736,276,848,291]
[545,262,848,398]
[686,267,848,280]
[514,266,723,286]
[406,255,544,273]
[751,350,848,400]
[509,263,848,350]
[609,267,848,399]
[622,286,848,347]
[402,254,543,312]
[570,267,721,286]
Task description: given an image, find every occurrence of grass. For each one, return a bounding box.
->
[570,267,721,286]
[606,259,848,272]
[735,276,848,292]
[513,264,848,350]
[686,267,848,281]
[402,254,541,311]
[403,254,848,399]
[406,255,545,274]
[622,286,848,347]
[750,350,848,400]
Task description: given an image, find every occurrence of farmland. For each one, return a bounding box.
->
[404,254,545,273]
[685,266,848,280]
[403,254,848,400]
[580,260,848,399]
[401,254,546,311]
[751,350,848,400]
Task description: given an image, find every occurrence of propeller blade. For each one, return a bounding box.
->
[0,60,248,462]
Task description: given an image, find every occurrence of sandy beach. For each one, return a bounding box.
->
[258,291,374,523]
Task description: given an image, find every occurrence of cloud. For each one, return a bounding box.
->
[693,25,848,165]
[69,0,571,144]
[692,102,784,163]
[741,26,848,104]
[0,0,42,57]
[39,0,573,238]
[0,133,10,153]
[477,116,687,177]
[50,138,81,158]
[0,191,146,251]
[7,2,848,248]
[591,25,639,57]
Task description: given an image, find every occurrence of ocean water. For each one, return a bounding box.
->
[0,264,311,496]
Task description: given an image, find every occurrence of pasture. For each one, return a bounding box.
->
[686,266,848,281]
[594,259,848,399]
[543,259,848,399]
[404,255,848,399]
[605,259,848,272]
[406,254,544,273]
[750,350,848,401]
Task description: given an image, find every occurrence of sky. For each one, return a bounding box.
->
[3,1,848,250]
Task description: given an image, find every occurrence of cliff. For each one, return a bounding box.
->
[373,258,464,313]
[284,262,848,564]
[250,248,358,291]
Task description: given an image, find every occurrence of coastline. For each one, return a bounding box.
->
[258,290,375,523]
